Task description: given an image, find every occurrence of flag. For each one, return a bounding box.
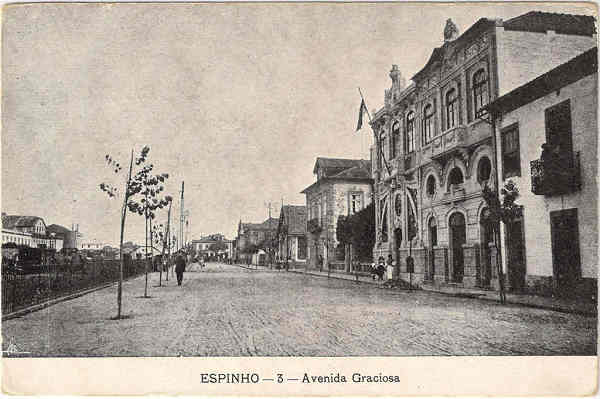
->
[356,99,367,131]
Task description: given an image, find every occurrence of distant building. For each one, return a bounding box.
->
[191,234,233,259]
[301,158,373,270]
[235,218,279,262]
[486,47,597,298]
[79,239,106,251]
[276,205,307,267]
[1,214,61,249]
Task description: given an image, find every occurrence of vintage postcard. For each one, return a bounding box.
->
[1,1,597,396]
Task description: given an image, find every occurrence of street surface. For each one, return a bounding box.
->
[2,263,596,357]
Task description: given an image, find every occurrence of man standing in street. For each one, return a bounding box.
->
[175,250,187,286]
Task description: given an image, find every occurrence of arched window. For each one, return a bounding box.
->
[446,88,458,129]
[423,104,434,144]
[426,175,436,197]
[473,69,488,117]
[391,121,400,158]
[394,193,402,216]
[448,167,464,186]
[449,212,465,227]
[477,157,492,182]
[405,112,415,153]
[379,128,387,167]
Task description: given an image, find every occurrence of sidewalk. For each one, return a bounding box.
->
[233,263,596,317]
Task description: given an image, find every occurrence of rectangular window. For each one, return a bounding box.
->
[502,124,521,179]
[349,192,364,215]
[545,100,573,156]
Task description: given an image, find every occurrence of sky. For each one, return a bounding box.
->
[2,2,595,246]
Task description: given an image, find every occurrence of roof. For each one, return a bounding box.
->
[279,205,307,236]
[486,47,597,116]
[241,217,279,232]
[413,18,496,80]
[302,158,373,193]
[412,12,595,82]
[2,215,45,229]
[260,217,279,230]
[312,158,370,176]
[330,164,372,179]
[47,224,72,235]
[503,11,596,36]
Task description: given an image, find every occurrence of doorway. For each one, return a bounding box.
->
[550,209,580,296]
[428,218,437,281]
[480,208,494,287]
[506,217,526,292]
[449,212,466,283]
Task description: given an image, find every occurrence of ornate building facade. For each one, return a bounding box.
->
[370,12,596,289]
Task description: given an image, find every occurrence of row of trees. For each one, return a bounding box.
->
[99,146,175,319]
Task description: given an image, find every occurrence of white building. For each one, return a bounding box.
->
[487,47,597,298]
[79,239,106,250]
[1,215,63,249]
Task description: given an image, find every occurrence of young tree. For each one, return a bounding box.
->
[99,147,147,319]
[482,180,521,304]
[127,161,171,298]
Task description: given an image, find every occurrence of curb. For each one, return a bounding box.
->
[2,273,145,321]
[288,269,596,317]
[287,269,387,287]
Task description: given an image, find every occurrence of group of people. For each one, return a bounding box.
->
[371,255,394,281]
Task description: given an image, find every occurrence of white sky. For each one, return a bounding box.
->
[2,2,595,246]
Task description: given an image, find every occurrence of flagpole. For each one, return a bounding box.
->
[358,87,391,176]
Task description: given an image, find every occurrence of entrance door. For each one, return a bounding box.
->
[428,218,437,281]
[506,218,526,292]
[449,213,466,283]
[480,209,494,287]
[550,209,580,296]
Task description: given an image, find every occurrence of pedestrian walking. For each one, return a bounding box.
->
[175,250,187,286]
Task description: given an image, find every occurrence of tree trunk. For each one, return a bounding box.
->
[117,149,134,319]
[144,189,149,298]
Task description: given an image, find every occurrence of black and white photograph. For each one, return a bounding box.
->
[1,1,597,395]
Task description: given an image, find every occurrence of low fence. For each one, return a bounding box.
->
[2,259,146,315]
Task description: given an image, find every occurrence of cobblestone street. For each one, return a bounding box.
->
[2,263,596,357]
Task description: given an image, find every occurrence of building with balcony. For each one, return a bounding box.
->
[276,205,308,267]
[301,157,373,270]
[486,47,597,299]
[369,12,596,290]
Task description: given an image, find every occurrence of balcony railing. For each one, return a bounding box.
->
[307,218,322,234]
[430,126,468,159]
[531,152,581,196]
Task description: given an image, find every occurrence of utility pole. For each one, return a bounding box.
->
[179,181,185,251]
[159,198,172,286]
